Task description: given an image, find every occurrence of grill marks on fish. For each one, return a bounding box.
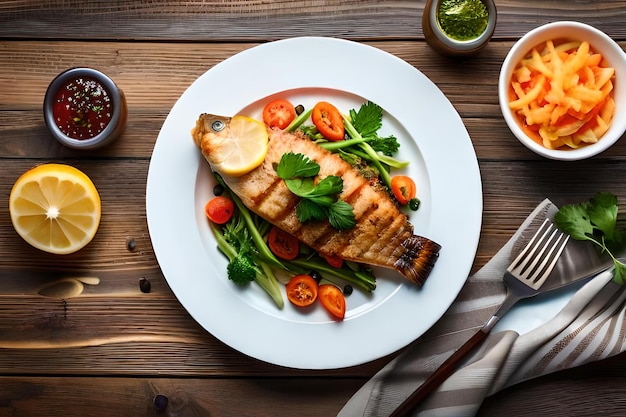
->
[194,113,440,285]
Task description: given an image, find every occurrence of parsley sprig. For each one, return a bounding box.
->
[276,152,356,230]
[554,192,626,284]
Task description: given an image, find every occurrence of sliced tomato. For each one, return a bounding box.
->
[312,101,345,141]
[268,226,300,260]
[262,98,296,129]
[323,253,343,268]
[318,284,346,320]
[204,196,235,224]
[391,175,417,205]
[286,274,318,307]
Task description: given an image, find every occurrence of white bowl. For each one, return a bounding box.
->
[498,21,626,160]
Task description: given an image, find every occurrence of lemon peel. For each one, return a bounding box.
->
[9,163,101,254]
[212,115,269,176]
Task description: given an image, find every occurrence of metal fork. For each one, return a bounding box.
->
[390,219,570,417]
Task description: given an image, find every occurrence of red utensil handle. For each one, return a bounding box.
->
[389,328,489,417]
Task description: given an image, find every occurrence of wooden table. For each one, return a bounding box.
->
[1,1,625,415]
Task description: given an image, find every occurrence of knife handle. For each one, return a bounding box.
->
[388,327,490,417]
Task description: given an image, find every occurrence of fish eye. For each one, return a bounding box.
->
[211,120,225,132]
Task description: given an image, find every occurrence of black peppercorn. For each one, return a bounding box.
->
[309,270,322,283]
[139,277,151,293]
[154,394,168,411]
[213,183,225,196]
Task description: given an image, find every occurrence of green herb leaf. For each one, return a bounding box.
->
[553,203,594,241]
[328,201,356,230]
[587,192,619,241]
[296,199,327,223]
[554,192,626,285]
[367,135,400,156]
[613,262,626,285]
[306,176,343,202]
[284,177,338,207]
[276,152,320,179]
[350,101,383,137]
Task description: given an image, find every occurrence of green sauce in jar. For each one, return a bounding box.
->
[437,0,489,41]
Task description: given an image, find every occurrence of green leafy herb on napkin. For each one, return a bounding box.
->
[554,192,626,284]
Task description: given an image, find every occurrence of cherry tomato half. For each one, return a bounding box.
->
[286,274,318,307]
[268,226,300,260]
[312,101,345,141]
[262,98,297,129]
[323,253,344,269]
[391,175,417,206]
[318,284,346,320]
[205,196,235,224]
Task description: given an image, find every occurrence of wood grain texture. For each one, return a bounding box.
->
[1,0,626,415]
[0,0,625,41]
[1,376,366,417]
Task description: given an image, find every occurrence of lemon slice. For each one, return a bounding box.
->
[212,115,269,176]
[9,163,101,254]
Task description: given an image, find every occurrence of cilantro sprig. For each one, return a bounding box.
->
[554,192,626,284]
[276,152,356,230]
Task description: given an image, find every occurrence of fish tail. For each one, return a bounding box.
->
[394,235,441,286]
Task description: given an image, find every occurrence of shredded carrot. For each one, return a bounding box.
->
[509,39,616,149]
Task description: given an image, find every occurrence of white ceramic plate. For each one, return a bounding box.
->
[146,37,482,369]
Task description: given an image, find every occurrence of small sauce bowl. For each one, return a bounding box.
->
[44,68,127,150]
[422,0,497,56]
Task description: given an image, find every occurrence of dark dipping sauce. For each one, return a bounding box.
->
[438,0,489,41]
[52,77,113,140]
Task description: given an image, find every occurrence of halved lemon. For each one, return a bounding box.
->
[9,163,101,254]
[211,115,269,176]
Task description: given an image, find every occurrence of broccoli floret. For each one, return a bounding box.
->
[227,254,257,285]
[209,190,285,310]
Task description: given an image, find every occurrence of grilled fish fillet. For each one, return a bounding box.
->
[192,114,441,286]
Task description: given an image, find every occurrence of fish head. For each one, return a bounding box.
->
[191,113,232,148]
[191,113,235,170]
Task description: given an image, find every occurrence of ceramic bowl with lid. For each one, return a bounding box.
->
[498,21,626,160]
[44,67,127,150]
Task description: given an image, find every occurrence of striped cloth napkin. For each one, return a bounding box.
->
[339,199,626,417]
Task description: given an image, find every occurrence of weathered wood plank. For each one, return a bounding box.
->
[3,40,625,113]
[1,354,625,417]
[0,0,624,41]
[0,376,366,416]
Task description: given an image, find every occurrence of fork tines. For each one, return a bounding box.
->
[508,218,570,290]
